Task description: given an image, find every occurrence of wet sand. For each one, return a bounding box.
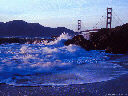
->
[0,74,128,96]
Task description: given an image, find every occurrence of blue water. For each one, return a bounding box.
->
[0,33,128,86]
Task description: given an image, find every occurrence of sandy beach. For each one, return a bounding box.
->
[0,74,128,96]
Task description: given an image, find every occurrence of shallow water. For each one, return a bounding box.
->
[0,33,128,86]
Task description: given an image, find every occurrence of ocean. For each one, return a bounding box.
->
[0,33,128,86]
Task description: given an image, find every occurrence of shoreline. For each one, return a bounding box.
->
[0,73,128,96]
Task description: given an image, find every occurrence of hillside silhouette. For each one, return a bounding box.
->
[0,20,75,37]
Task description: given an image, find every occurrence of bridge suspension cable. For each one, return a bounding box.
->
[77,7,124,32]
[93,15,106,29]
[113,10,124,25]
[92,8,124,29]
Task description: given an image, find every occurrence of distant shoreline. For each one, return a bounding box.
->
[0,37,55,44]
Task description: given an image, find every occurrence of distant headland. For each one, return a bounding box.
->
[0,20,75,37]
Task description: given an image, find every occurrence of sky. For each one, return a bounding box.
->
[0,0,128,31]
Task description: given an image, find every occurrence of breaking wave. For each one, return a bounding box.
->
[0,33,128,86]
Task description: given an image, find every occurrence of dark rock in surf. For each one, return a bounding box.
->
[64,35,94,50]
[65,23,128,54]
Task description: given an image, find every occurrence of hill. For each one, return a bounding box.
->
[0,20,75,37]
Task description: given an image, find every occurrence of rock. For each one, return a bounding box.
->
[64,39,74,46]
[64,35,94,51]
[105,46,127,54]
[65,23,128,54]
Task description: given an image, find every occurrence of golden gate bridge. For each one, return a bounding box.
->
[77,8,124,33]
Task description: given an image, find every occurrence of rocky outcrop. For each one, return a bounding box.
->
[65,23,128,54]
[64,35,94,51]
[0,38,53,44]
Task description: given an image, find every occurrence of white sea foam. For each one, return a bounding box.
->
[0,33,128,86]
[20,45,28,53]
[81,32,90,40]
[43,47,58,53]
[47,32,71,45]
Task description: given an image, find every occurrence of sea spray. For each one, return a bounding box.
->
[81,32,90,40]
[0,33,127,86]
[46,32,72,45]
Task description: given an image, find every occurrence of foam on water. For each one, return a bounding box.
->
[47,32,71,45]
[0,33,128,86]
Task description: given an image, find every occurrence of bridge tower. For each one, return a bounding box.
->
[78,20,81,32]
[106,8,112,29]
